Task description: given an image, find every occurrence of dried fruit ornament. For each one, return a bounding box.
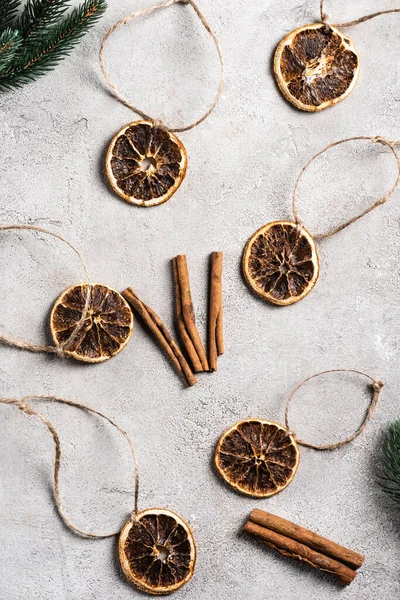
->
[0,225,134,363]
[215,369,383,498]
[0,395,196,595]
[99,0,224,207]
[274,1,400,111]
[243,136,400,306]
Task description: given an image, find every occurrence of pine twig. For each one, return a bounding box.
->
[0,0,107,91]
[0,0,21,31]
[0,28,22,72]
[379,420,400,503]
[16,0,70,40]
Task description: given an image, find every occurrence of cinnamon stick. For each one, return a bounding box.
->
[243,520,357,585]
[249,509,364,570]
[122,287,196,387]
[208,251,224,371]
[173,255,209,372]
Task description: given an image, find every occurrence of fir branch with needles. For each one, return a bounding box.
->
[0,0,20,30]
[0,0,107,91]
[380,420,400,503]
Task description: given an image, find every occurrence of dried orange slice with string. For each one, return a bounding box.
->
[50,283,134,363]
[242,221,319,306]
[243,137,400,306]
[119,508,196,595]
[215,370,384,498]
[106,121,188,207]
[0,394,196,596]
[100,0,224,208]
[215,419,300,498]
[274,23,359,112]
[0,226,134,363]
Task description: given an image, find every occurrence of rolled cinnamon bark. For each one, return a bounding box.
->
[122,287,196,386]
[208,251,224,371]
[249,509,364,570]
[243,521,357,585]
[173,255,209,372]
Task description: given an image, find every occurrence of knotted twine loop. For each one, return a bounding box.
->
[284,369,384,450]
[99,0,224,133]
[0,225,92,357]
[291,136,400,240]
[0,395,140,537]
[320,0,400,28]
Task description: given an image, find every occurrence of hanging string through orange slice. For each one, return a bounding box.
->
[0,225,91,357]
[242,136,400,306]
[99,0,224,132]
[0,225,134,362]
[99,0,225,207]
[291,136,400,240]
[0,394,196,594]
[215,369,384,498]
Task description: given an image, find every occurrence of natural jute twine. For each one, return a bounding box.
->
[284,369,384,450]
[0,225,92,357]
[320,0,400,28]
[0,395,140,537]
[99,0,224,132]
[291,136,400,240]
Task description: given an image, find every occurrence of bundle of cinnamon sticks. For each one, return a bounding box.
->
[243,509,364,585]
[173,252,224,373]
[122,251,223,386]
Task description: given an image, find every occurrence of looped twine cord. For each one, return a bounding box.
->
[99,0,224,133]
[0,225,92,358]
[291,136,400,240]
[320,0,400,28]
[0,395,140,537]
[284,369,384,450]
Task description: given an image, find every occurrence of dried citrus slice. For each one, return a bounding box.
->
[215,419,300,498]
[106,120,187,207]
[119,508,196,595]
[50,283,134,363]
[274,23,359,112]
[242,220,319,306]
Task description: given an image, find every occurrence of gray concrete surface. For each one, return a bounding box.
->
[0,0,400,598]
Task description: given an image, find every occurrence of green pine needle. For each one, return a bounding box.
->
[0,28,22,72]
[16,0,71,40]
[0,0,107,91]
[380,420,400,503]
[0,0,21,31]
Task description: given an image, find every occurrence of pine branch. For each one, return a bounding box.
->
[0,0,107,91]
[379,420,400,503]
[0,0,21,30]
[15,0,71,41]
[0,28,22,72]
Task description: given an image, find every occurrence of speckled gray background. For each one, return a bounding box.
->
[0,0,400,598]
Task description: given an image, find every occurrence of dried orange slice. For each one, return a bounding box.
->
[119,508,196,595]
[215,419,300,498]
[274,23,359,112]
[106,120,187,207]
[243,221,319,306]
[50,283,134,363]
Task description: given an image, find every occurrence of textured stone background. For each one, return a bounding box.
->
[0,0,400,598]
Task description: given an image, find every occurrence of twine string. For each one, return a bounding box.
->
[320,0,400,28]
[291,136,400,240]
[284,369,384,450]
[0,395,139,537]
[0,225,92,357]
[99,0,224,133]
